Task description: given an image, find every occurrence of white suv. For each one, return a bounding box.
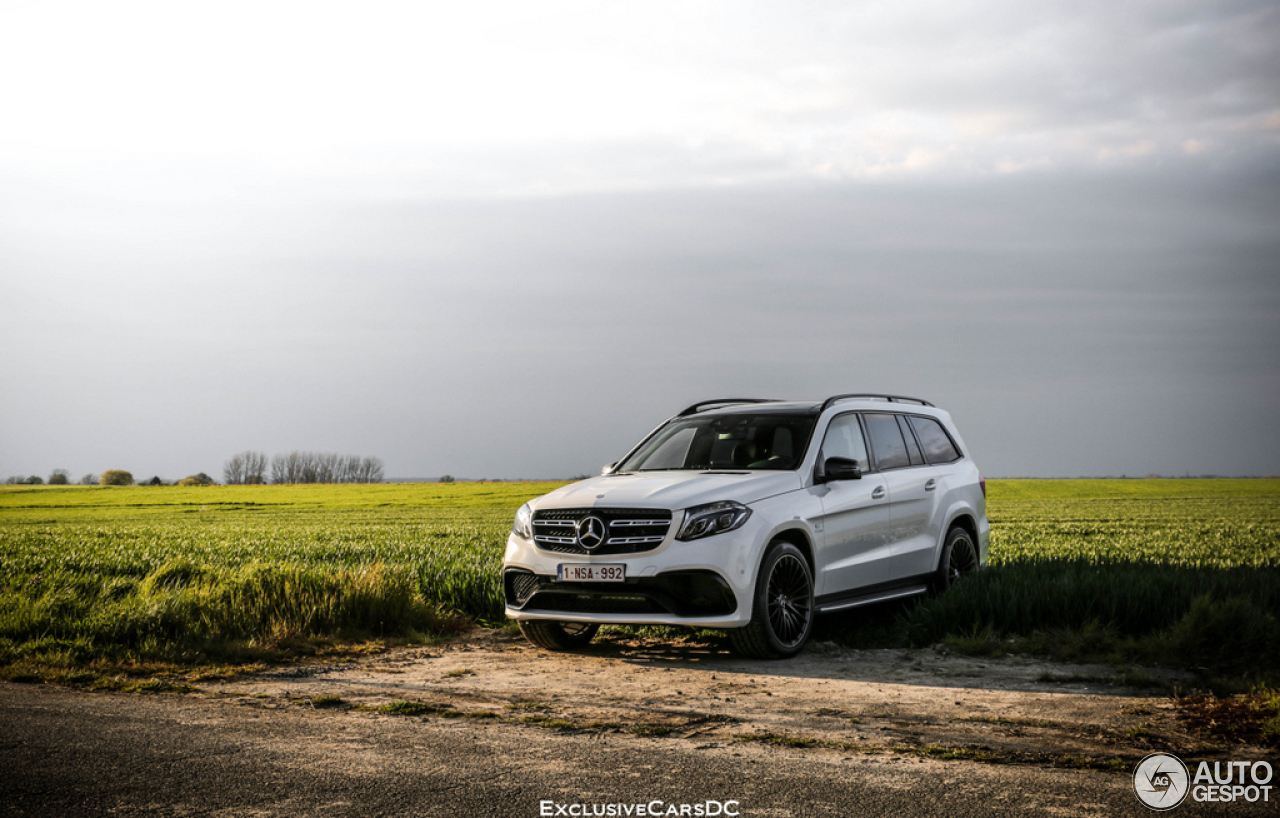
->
[503,394,989,658]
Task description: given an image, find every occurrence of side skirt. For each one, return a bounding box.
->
[815,573,934,614]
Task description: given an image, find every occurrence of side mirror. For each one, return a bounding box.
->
[824,457,861,481]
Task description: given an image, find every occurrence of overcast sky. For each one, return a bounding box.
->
[2,0,1278,481]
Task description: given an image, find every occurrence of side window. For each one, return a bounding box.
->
[864,413,911,470]
[908,416,962,463]
[819,414,869,471]
[896,414,925,466]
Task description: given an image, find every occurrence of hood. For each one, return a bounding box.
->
[533,470,803,511]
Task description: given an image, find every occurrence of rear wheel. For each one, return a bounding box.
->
[730,541,814,659]
[518,620,600,651]
[933,526,979,594]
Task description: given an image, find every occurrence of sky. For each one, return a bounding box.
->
[2,0,1278,481]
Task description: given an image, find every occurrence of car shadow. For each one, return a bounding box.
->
[563,599,1177,697]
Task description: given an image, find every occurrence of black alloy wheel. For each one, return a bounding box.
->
[935,526,979,593]
[730,541,814,659]
[766,552,813,647]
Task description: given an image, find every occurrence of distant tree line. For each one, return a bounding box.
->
[222,451,269,485]
[5,454,385,488]
[223,451,385,485]
[4,469,137,485]
[5,469,72,485]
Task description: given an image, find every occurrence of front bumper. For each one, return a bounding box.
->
[501,521,767,628]
[504,568,737,619]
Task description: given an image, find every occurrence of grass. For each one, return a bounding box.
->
[308,694,347,709]
[0,482,563,680]
[902,479,1280,685]
[1,478,1277,690]
[378,700,437,717]
[1174,687,1280,748]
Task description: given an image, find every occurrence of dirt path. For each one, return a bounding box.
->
[4,631,1274,817]
[203,629,1227,768]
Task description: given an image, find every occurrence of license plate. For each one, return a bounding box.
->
[557,564,626,582]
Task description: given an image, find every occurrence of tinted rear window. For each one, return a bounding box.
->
[864,413,911,470]
[908,415,962,463]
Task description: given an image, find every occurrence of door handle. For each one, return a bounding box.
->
[924,479,936,492]
[871,486,886,500]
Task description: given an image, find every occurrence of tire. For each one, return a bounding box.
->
[933,526,979,594]
[729,541,815,659]
[518,620,600,651]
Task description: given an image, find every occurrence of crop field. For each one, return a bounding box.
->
[1,479,1278,680]
[905,479,1280,675]
[0,483,554,678]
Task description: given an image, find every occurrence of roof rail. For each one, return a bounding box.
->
[677,398,777,417]
[816,393,934,413]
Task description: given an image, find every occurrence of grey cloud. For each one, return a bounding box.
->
[3,163,1276,479]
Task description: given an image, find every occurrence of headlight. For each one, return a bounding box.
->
[676,501,751,541]
[513,503,533,540]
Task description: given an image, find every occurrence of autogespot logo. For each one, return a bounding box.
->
[1134,753,1190,811]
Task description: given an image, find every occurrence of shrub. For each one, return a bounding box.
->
[48,470,69,485]
[99,470,134,486]
[178,473,215,487]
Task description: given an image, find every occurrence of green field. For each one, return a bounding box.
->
[0,482,556,679]
[906,479,1280,676]
[1,479,1278,682]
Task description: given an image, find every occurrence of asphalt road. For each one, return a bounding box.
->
[0,683,1264,817]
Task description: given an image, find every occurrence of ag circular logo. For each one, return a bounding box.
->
[576,516,606,550]
[1134,753,1190,811]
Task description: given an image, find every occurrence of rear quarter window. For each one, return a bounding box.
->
[908,415,962,464]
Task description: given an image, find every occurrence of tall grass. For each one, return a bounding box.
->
[903,561,1280,659]
[0,483,563,671]
[0,561,462,659]
[903,480,1280,674]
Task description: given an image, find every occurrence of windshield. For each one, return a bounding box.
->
[617,413,816,472]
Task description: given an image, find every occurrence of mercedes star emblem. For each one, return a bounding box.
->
[576,516,606,549]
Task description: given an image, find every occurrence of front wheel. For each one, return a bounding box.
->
[729,541,815,659]
[933,526,979,594]
[518,620,600,651]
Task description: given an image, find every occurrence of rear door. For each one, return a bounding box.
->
[862,413,942,583]
[896,414,969,575]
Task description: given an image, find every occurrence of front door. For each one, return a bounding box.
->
[811,413,892,595]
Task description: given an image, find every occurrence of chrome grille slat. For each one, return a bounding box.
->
[531,507,673,556]
[535,535,578,545]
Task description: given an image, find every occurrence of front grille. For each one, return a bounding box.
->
[532,507,673,555]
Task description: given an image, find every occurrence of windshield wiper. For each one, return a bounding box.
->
[632,467,702,472]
